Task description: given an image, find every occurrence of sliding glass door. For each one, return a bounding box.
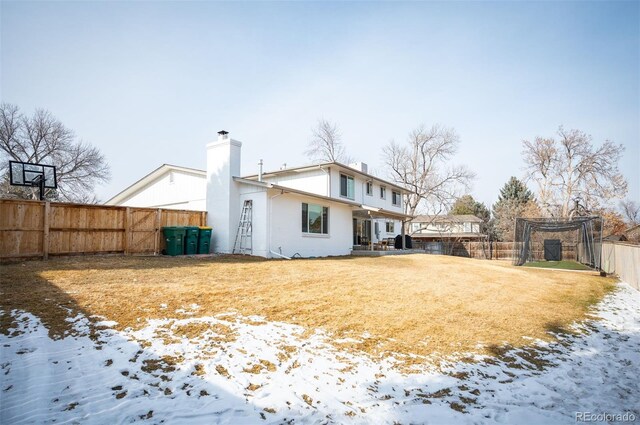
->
[352,218,371,246]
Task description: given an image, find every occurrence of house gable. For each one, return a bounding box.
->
[106,164,206,210]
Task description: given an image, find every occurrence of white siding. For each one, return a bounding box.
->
[269,191,353,258]
[329,167,403,212]
[262,169,329,196]
[119,171,206,210]
[371,218,402,243]
[238,186,269,258]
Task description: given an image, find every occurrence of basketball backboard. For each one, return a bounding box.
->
[9,161,57,189]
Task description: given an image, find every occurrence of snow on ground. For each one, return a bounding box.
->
[1,283,639,424]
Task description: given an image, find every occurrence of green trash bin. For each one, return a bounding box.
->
[184,226,200,255]
[162,227,186,256]
[198,226,212,254]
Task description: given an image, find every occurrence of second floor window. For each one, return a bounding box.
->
[392,191,401,206]
[380,186,386,199]
[340,174,355,199]
[366,181,373,196]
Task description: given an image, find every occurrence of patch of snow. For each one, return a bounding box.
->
[95,320,118,327]
[1,283,639,424]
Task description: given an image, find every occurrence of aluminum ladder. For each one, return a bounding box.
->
[232,200,252,255]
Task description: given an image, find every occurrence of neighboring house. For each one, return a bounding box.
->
[106,164,206,211]
[624,224,640,243]
[603,234,628,242]
[208,131,411,258]
[410,215,486,242]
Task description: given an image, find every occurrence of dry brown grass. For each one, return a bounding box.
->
[0,254,615,361]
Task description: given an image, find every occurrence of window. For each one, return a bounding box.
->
[168,172,175,184]
[302,203,329,234]
[366,181,373,196]
[386,221,395,233]
[380,186,386,199]
[340,174,355,199]
[392,191,401,206]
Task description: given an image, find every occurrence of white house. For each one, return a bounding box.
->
[207,131,412,258]
[106,164,206,211]
[106,130,411,258]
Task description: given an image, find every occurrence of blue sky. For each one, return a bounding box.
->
[1,1,638,209]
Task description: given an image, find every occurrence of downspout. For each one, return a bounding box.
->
[268,190,291,259]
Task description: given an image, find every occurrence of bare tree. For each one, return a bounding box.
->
[382,124,475,218]
[0,103,110,202]
[305,119,352,163]
[620,200,640,226]
[596,208,628,236]
[522,127,627,217]
[521,137,556,214]
[492,199,541,241]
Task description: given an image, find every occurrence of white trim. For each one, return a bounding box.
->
[302,233,330,239]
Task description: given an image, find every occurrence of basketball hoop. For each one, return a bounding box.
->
[9,161,57,201]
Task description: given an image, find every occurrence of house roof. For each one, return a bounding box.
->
[412,214,484,223]
[603,234,628,242]
[242,161,410,194]
[105,164,206,205]
[108,158,410,206]
[233,177,413,220]
[625,224,640,235]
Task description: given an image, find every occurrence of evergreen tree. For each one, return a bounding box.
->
[450,194,490,223]
[497,176,533,204]
[492,177,538,241]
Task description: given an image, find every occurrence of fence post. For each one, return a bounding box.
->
[43,201,50,260]
[124,207,131,255]
[154,208,162,255]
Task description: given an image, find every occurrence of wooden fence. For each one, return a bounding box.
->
[0,199,207,260]
[412,240,577,261]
